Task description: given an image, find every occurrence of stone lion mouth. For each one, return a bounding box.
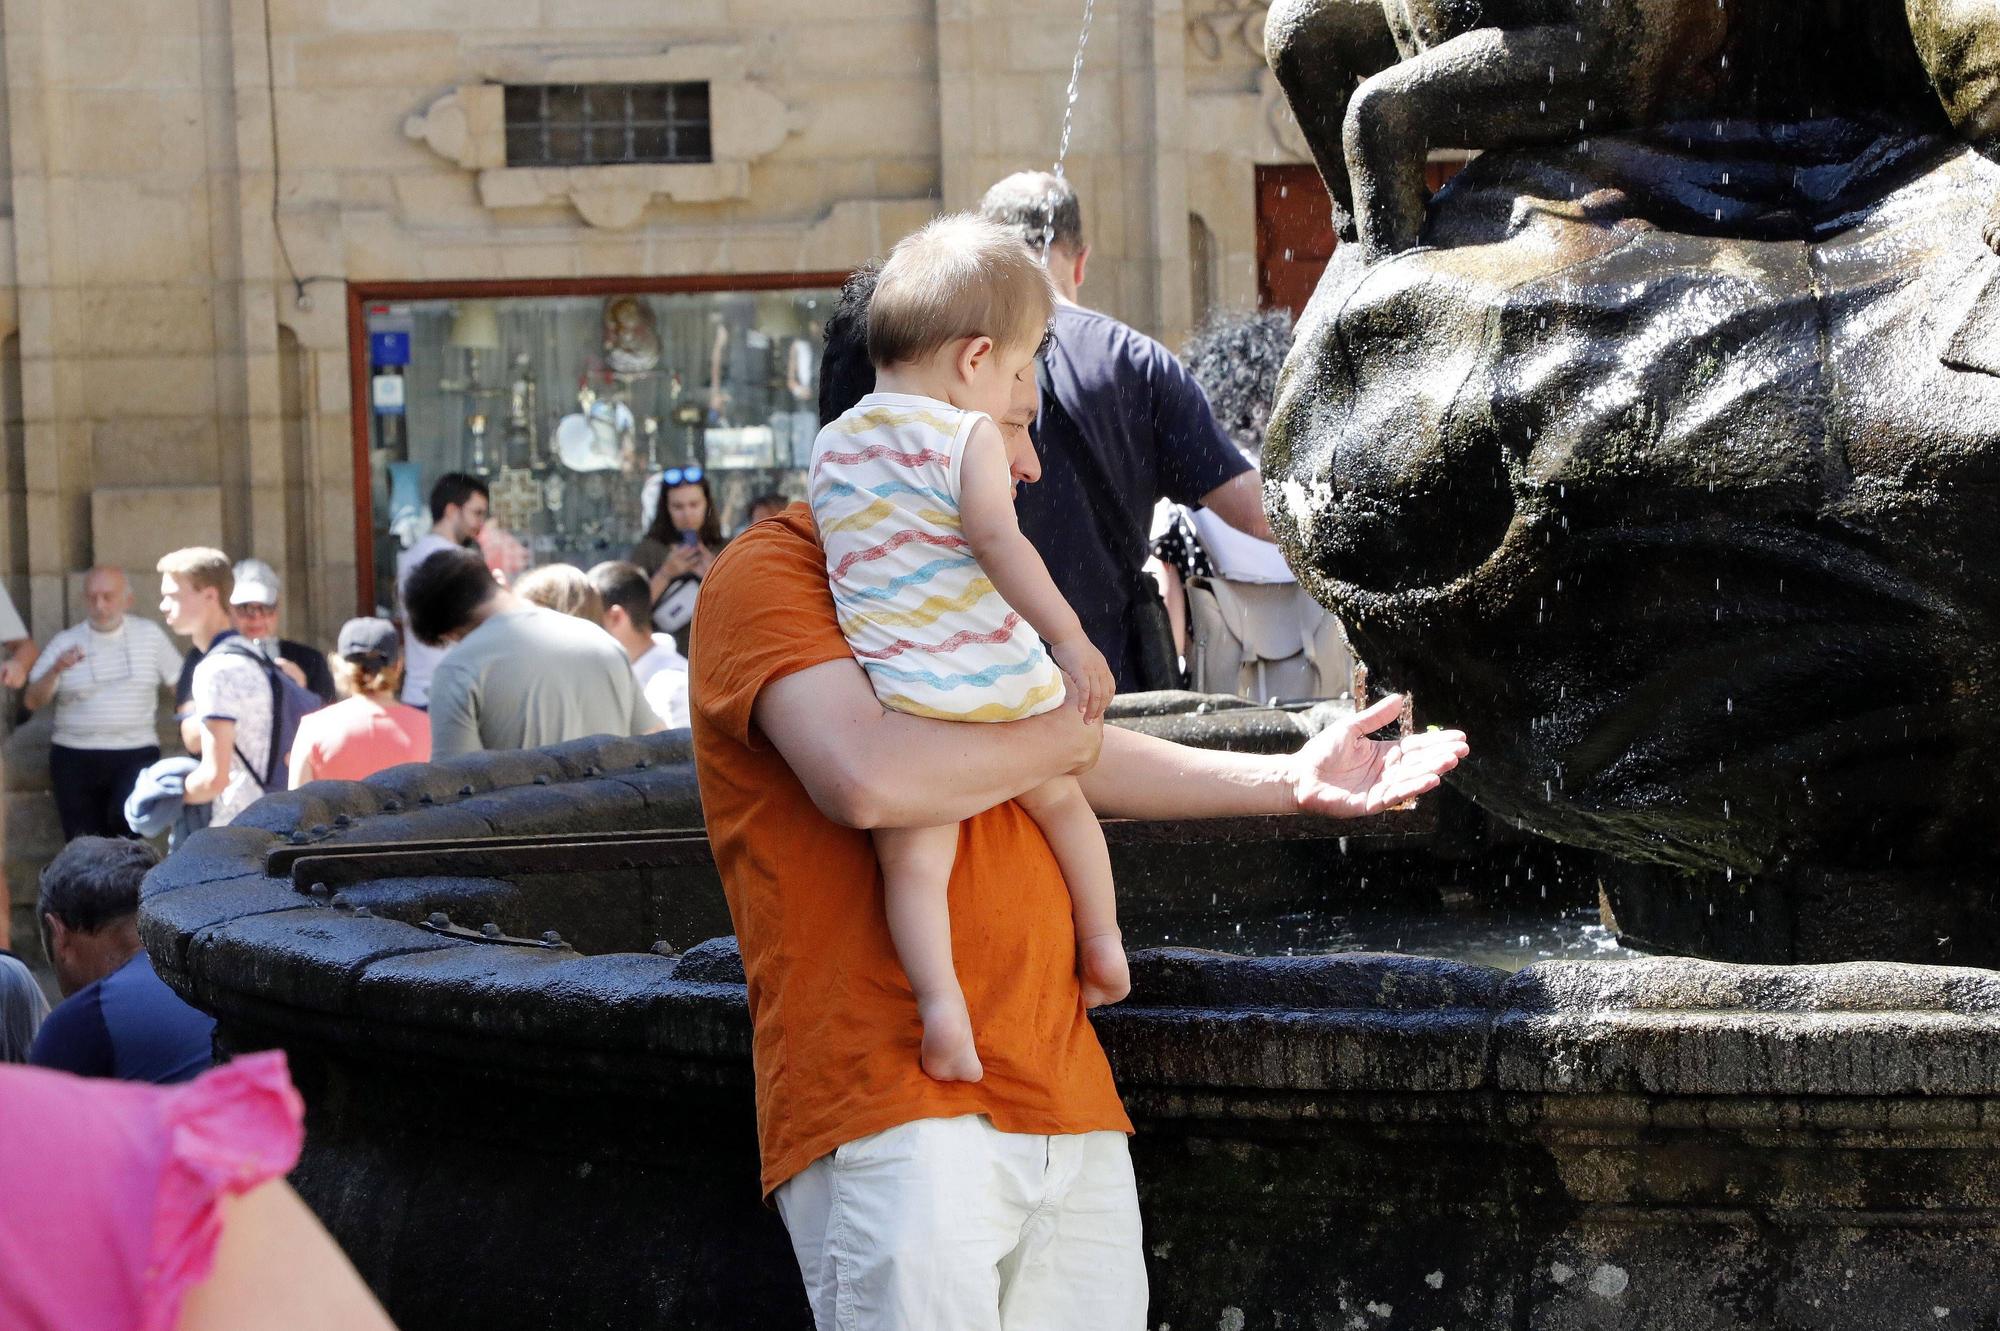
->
[1339,519,1971,872]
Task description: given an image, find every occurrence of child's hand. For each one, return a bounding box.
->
[1049,636,1113,722]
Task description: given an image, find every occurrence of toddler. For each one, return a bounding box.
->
[810,214,1130,1082]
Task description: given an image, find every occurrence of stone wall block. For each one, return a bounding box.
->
[89,485,225,574]
[286,31,461,88]
[71,182,208,286]
[91,356,222,420]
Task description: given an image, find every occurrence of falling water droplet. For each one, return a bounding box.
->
[1726,696,1734,714]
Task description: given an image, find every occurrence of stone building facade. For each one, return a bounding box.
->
[0,0,1325,942]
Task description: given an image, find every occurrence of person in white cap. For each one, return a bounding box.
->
[21,567,181,842]
[172,559,333,713]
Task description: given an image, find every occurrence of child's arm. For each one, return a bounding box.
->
[958,418,1114,719]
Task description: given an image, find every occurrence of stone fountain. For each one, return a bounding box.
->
[143,4,2000,1326]
[1266,0,2000,966]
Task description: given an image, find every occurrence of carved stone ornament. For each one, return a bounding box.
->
[403,45,804,230]
[1257,68,1311,163]
[1188,0,1269,63]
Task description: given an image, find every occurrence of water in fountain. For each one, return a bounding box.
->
[1040,0,1095,255]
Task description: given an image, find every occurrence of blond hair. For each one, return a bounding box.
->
[514,564,604,622]
[155,547,233,600]
[866,214,1055,370]
[333,655,404,700]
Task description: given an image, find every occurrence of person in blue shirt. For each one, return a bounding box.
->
[28,837,214,1084]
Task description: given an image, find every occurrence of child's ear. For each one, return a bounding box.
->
[956,335,994,383]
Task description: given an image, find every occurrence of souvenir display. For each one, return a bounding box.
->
[362,287,836,613]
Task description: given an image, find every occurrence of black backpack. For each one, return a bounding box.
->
[211,639,324,792]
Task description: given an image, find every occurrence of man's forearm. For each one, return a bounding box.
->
[20,670,58,712]
[755,657,1098,830]
[184,720,235,803]
[1199,470,1274,543]
[183,754,227,804]
[1080,725,1294,820]
[849,706,1085,828]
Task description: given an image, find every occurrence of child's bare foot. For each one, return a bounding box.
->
[1078,931,1131,1008]
[918,995,984,1082]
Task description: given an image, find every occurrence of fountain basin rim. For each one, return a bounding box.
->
[144,849,2000,1101]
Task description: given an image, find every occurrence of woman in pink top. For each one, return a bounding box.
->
[288,618,431,787]
[0,1049,396,1330]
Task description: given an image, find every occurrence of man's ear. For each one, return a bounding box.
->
[43,913,67,955]
[605,605,631,633]
[955,335,995,384]
[1072,244,1090,292]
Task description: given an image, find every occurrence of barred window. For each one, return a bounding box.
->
[503,83,712,168]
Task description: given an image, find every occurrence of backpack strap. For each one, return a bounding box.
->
[212,638,282,791]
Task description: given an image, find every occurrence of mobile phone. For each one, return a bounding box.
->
[680,530,700,547]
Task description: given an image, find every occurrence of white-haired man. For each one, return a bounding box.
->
[23,568,180,841]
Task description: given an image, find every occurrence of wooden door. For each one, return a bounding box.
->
[1255,159,1471,318]
[1255,164,1334,319]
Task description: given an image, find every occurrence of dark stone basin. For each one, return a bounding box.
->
[143,717,2000,1330]
[1266,118,2000,965]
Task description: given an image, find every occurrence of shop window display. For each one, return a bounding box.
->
[363,286,837,615]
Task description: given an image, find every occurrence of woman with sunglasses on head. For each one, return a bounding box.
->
[631,466,724,654]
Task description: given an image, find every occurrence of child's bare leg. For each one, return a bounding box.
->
[1016,775,1130,1007]
[875,823,983,1082]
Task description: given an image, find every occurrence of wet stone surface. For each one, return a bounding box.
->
[138,705,2000,1330]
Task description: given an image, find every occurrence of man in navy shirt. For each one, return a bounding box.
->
[28,837,214,1083]
[819,176,1274,689]
[980,170,1274,688]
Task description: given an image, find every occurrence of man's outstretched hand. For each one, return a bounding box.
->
[1287,693,1469,818]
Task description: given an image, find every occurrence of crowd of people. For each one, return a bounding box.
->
[0,165,1473,1331]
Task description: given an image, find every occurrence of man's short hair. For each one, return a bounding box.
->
[820,260,881,426]
[403,547,496,646]
[154,547,233,600]
[39,837,158,934]
[866,214,1055,370]
[588,561,653,626]
[980,170,1084,254]
[429,472,489,522]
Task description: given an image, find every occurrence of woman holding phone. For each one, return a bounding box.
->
[630,466,724,653]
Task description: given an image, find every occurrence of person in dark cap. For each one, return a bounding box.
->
[285,617,430,786]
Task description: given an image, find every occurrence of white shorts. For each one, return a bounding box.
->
[773,1113,1147,1331]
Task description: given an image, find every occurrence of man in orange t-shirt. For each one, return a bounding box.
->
[691,506,1466,1330]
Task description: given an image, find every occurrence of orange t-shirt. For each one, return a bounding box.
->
[690,505,1131,1196]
